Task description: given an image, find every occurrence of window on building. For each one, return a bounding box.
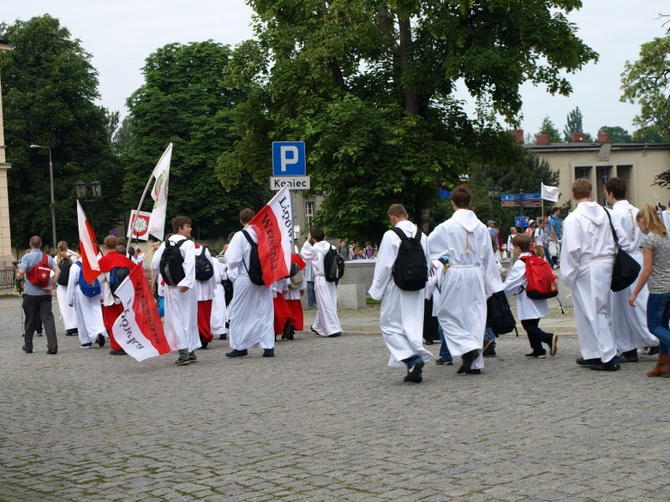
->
[304,200,315,231]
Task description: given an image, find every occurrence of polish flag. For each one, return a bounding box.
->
[249,185,293,287]
[76,200,101,284]
[112,264,174,362]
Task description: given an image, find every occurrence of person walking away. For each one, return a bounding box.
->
[55,241,78,337]
[605,178,659,361]
[504,234,558,358]
[66,251,107,349]
[629,205,670,376]
[151,216,200,365]
[428,187,503,375]
[548,207,562,268]
[224,209,275,358]
[560,179,624,371]
[369,204,432,383]
[300,228,343,337]
[17,236,60,354]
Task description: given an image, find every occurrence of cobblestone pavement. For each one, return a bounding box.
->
[1,294,669,501]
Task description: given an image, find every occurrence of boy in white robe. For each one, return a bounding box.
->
[560,179,625,371]
[504,234,558,358]
[66,257,106,349]
[151,216,200,366]
[428,186,503,375]
[210,258,229,340]
[225,209,275,358]
[605,178,659,361]
[300,228,343,337]
[369,204,432,383]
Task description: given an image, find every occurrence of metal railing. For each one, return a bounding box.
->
[0,268,16,289]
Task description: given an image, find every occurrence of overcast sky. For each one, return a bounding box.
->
[2,0,668,138]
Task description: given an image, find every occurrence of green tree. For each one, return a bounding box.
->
[621,36,670,142]
[598,126,632,143]
[537,116,562,143]
[632,125,664,143]
[122,41,267,240]
[216,0,597,242]
[562,106,592,142]
[0,15,120,248]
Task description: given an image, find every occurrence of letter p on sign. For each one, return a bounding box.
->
[272,141,306,176]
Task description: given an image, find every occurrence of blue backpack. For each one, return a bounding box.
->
[75,262,101,297]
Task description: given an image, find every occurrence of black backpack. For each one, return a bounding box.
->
[486,291,517,336]
[242,230,265,286]
[57,257,72,286]
[323,246,345,282]
[195,246,214,281]
[391,227,428,291]
[160,239,186,286]
[109,266,131,294]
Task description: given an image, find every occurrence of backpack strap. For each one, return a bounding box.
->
[241,230,255,276]
[391,226,421,241]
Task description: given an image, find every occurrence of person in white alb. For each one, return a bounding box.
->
[225,209,275,358]
[428,186,503,375]
[560,179,627,371]
[300,228,343,337]
[604,177,659,361]
[369,204,432,383]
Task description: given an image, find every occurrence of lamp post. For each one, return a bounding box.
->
[30,144,57,247]
[75,180,102,213]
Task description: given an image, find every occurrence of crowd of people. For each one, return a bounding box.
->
[15,176,670,383]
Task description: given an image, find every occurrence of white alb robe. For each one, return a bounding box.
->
[503,252,548,321]
[560,202,621,361]
[608,200,658,351]
[56,283,77,331]
[428,210,503,370]
[300,240,342,336]
[65,261,106,344]
[369,219,433,367]
[151,235,200,352]
[226,226,274,350]
[210,259,229,336]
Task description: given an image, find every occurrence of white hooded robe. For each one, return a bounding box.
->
[300,240,342,336]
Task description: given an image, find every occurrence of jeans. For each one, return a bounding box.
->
[646,292,670,355]
[484,325,496,351]
[437,325,452,363]
[307,281,316,307]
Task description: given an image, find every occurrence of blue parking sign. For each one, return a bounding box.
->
[272,142,306,176]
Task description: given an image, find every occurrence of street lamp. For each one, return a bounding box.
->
[30,144,57,247]
[75,180,102,212]
[487,186,500,199]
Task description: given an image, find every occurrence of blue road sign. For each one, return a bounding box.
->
[272,141,306,176]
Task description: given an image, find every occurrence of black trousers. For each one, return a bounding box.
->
[521,318,552,354]
[22,294,58,352]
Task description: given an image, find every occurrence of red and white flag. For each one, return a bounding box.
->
[76,200,101,284]
[112,265,174,362]
[249,185,293,287]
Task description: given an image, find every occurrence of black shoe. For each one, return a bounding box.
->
[65,329,78,337]
[225,349,248,358]
[328,332,342,338]
[262,348,275,358]
[110,349,126,356]
[46,349,57,355]
[201,341,208,349]
[37,331,43,337]
[620,349,639,363]
[96,334,105,347]
[589,357,621,371]
[467,369,481,375]
[219,334,227,340]
[424,339,434,345]
[189,351,198,362]
[282,322,293,340]
[483,339,495,356]
[404,356,425,382]
[648,346,660,356]
[435,358,453,366]
[457,350,478,374]
[577,357,601,366]
[484,350,497,358]
[310,326,323,336]
[525,352,547,359]
[22,345,33,354]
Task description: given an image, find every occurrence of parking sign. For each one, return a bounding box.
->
[272,141,306,176]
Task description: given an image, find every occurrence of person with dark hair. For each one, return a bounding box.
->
[369,204,432,383]
[605,177,659,361]
[561,179,624,371]
[300,227,343,337]
[547,206,562,268]
[16,236,61,354]
[225,208,275,358]
[55,241,78,337]
[151,215,200,365]
[427,186,503,375]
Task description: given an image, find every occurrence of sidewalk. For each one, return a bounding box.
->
[2,295,667,501]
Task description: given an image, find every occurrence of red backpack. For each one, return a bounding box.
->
[26,253,51,288]
[520,254,558,299]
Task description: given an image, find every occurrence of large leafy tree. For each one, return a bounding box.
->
[217,0,597,241]
[537,116,563,143]
[621,35,670,142]
[0,15,120,248]
[598,125,632,143]
[122,41,267,240]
